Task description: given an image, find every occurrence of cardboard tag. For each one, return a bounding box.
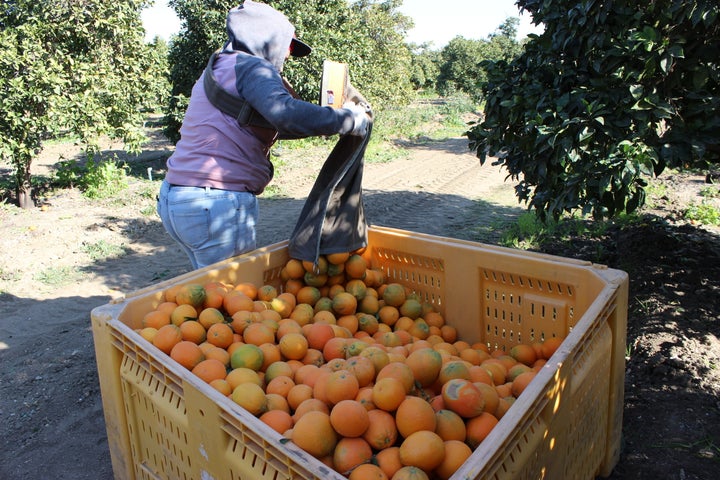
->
[320,60,348,108]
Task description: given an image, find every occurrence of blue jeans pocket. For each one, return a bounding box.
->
[170,208,211,249]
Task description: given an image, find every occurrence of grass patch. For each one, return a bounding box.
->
[34,265,82,286]
[684,201,720,225]
[82,240,128,261]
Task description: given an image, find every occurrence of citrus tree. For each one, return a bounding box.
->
[164,0,414,143]
[467,0,720,220]
[0,0,169,208]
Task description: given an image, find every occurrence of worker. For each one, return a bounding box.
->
[157,0,369,270]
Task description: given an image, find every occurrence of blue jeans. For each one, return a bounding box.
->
[157,180,258,270]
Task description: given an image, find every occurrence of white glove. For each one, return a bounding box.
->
[343,102,370,137]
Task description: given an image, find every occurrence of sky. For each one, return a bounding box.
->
[141,0,543,47]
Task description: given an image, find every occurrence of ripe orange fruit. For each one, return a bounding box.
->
[265,375,295,397]
[398,430,445,472]
[330,399,370,438]
[231,382,267,416]
[209,378,232,396]
[179,320,206,344]
[170,340,205,370]
[230,343,264,371]
[204,346,230,367]
[205,322,234,349]
[284,258,306,279]
[541,336,564,359]
[395,396,437,438]
[434,408,467,442]
[276,332,307,361]
[152,324,183,354]
[175,283,207,308]
[233,281,258,299]
[348,463,388,480]
[362,409,398,450]
[326,251,350,265]
[257,284,278,302]
[325,369,360,405]
[344,254,367,279]
[382,283,406,307]
[223,291,255,315]
[377,305,400,327]
[376,361,415,394]
[197,307,225,329]
[375,446,402,479]
[332,291,358,316]
[225,367,262,390]
[372,377,406,412]
[291,411,338,458]
[138,327,158,343]
[441,378,485,418]
[192,358,228,384]
[242,322,275,346]
[465,411,499,449]
[332,437,373,476]
[434,440,472,480]
[259,409,294,434]
[405,347,442,387]
[509,343,538,366]
[474,382,500,415]
[286,384,314,411]
[296,285,322,306]
[142,309,171,329]
[511,370,537,397]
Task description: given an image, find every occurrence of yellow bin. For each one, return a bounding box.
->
[91,226,628,479]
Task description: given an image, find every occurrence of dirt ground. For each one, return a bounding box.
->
[1,121,719,479]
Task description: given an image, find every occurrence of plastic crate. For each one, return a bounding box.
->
[91,226,628,480]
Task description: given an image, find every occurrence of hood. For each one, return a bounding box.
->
[225,1,310,72]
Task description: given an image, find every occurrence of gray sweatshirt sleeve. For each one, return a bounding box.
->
[234,56,356,138]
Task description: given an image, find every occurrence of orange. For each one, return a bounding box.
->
[330,399,370,438]
[296,285,322,306]
[292,397,330,424]
[305,322,335,351]
[434,408,466,442]
[434,440,472,480]
[375,446,402,479]
[202,288,225,310]
[209,378,232,396]
[372,377,406,412]
[170,340,205,370]
[169,304,198,326]
[507,363,533,382]
[175,283,207,308]
[405,347,442,387]
[257,284,278,302]
[142,309,171,329]
[511,371,537,397]
[359,346,390,375]
[284,258,306,279]
[231,382,267,416]
[392,466,429,480]
[439,325,458,343]
[242,322,275,346]
[225,367,262,390]
[179,320,206,344]
[465,411,499,449]
[541,336,564,359]
[358,314,379,335]
[382,283,406,307]
[229,310,254,334]
[230,343,264,371]
[344,254,367,279]
[437,360,471,385]
[265,375,295,397]
[345,355,376,388]
[358,294,379,315]
[333,437,373,477]
[276,332,307,361]
[399,298,423,319]
[206,322,234,349]
[198,307,225,329]
[287,384,314,411]
[138,327,158,343]
[233,281,258,299]
[347,463,388,480]
[322,337,348,361]
[163,284,182,303]
[441,378,485,418]
[204,346,230,367]
[224,291,255,315]
[265,393,290,413]
[332,291,358,316]
[325,369,360,405]
[362,409,398,450]
[509,343,538,366]
[398,430,445,472]
[395,396,437,438]
[192,358,228,384]
[423,311,445,328]
[326,251,350,265]
[377,305,400,327]
[291,411,338,458]
[152,324,183,354]
[376,361,415,394]
[474,382,500,415]
[264,361,294,383]
[259,409,294,434]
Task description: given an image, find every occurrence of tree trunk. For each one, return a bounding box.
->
[16,162,35,209]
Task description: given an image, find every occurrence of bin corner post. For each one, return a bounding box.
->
[91,306,135,480]
[600,270,629,477]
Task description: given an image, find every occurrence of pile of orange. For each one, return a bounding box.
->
[135,250,565,480]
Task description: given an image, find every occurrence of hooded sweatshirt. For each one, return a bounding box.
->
[165,1,356,194]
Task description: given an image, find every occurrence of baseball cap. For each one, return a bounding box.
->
[290,36,312,57]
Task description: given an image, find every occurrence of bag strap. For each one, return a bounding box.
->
[202,50,275,130]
